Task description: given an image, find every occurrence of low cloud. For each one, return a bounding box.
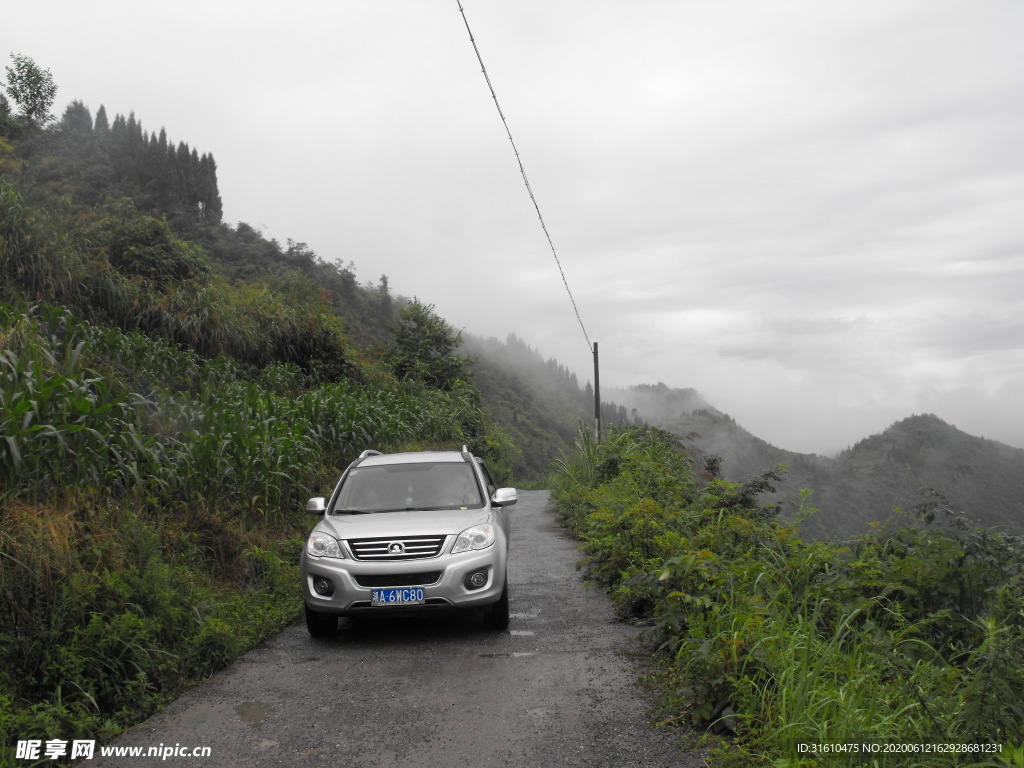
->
[5,0,1022,452]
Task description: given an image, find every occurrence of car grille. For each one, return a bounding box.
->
[354,572,443,588]
[348,535,446,561]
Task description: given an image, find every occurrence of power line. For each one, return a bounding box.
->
[455,1,592,354]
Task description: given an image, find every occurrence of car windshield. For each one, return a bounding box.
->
[332,462,484,513]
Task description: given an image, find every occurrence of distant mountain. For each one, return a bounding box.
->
[609,386,1024,540]
[463,334,640,479]
[602,382,713,425]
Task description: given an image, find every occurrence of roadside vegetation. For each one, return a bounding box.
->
[9,52,1021,768]
[0,55,526,764]
[1,52,638,764]
[550,424,1024,767]
[0,297,490,756]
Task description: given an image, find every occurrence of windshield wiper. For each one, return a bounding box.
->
[334,507,372,515]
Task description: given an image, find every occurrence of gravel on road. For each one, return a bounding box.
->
[88,490,706,767]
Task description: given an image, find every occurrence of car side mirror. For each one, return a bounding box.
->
[306,497,326,515]
[491,488,518,507]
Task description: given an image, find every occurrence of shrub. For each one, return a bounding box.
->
[549,424,1024,766]
[0,297,507,759]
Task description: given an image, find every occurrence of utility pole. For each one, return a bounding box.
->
[593,341,602,442]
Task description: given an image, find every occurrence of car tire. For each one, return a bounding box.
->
[482,578,510,630]
[305,605,338,637]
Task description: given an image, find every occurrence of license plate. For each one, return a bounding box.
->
[371,587,425,606]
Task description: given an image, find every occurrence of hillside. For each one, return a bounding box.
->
[0,66,605,753]
[4,58,1020,759]
[817,414,1024,537]
[464,333,639,479]
[610,384,1024,539]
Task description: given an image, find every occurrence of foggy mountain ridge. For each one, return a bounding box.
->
[7,90,1017,538]
[461,333,646,478]
[464,335,1022,541]
[606,383,1024,540]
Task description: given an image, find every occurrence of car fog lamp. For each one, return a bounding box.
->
[313,577,335,596]
[464,570,488,590]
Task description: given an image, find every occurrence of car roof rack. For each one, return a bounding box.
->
[358,449,383,459]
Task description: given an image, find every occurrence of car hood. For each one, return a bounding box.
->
[315,508,492,540]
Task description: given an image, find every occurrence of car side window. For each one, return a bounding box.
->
[478,460,497,498]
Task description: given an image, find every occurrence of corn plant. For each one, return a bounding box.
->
[0,305,166,501]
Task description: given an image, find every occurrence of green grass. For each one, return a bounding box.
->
[0,300,491,766]
[550,424,1024,767]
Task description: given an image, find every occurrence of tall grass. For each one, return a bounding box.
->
[2,157,517,765]
[550,424,1024,767]
[0,299,473,764]
[0,303,167,500]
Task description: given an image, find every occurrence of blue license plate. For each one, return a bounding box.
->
[371,587,425,606]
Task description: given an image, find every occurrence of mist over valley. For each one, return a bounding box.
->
[467,336,1024,541]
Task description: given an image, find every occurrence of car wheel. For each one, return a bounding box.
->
[482,578,510,630]
[305,605,338,637]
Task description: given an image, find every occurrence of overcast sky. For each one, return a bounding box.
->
[4,1,1023,454]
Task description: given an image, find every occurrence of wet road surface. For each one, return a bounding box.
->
[89,491,704,767]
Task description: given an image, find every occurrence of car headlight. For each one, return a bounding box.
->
[452,523,495,554]
[306,532,344,559]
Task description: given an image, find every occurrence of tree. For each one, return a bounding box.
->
[60,100,92,133]
[386,300,471,390]
[197,152,223,222]
[377,274,394,321]
[94,104,109,133]
[92,198,211,287]
[4,54,57,126]
[0,93,11,137]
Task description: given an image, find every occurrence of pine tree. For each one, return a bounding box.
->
[145,129,170,208]
[109,113,129,181]
[175,141,196,212]
[60,100,92,132]
[189,148,203,212]
[377,275,394,321]
[94,104,109,132]
[165,143,180,209]
[197,152,223,222]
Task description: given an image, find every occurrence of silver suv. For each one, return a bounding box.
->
[301,448,517,636]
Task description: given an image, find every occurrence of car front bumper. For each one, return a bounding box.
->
[301,545,507,617]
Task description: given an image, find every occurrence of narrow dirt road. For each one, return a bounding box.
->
[90,491,703,767]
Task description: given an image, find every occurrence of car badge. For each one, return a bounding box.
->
[388,541,406,555]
